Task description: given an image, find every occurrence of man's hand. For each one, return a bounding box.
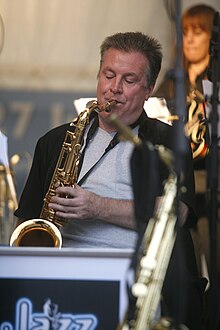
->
[48,184,135,229]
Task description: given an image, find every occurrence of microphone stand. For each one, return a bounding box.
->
[172,1,189,328]
[207,11,220,330]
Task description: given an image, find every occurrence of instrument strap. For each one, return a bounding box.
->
[77,131,119,186]
[77,111,146,186]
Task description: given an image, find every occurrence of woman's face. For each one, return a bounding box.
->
[183,21,210,64]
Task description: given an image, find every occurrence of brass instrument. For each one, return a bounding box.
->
[108,114,179,330]
[152,90,209,160]
[185,90,209,160]
[119,168,177,330]
[0,164,18,245]
[10,99,116,248]
[0,131,18,245]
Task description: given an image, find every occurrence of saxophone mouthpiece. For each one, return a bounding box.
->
[104,100,116,113]
[86,99,116,113]
[97,100,116,113]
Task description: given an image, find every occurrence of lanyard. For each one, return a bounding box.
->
[77,130,119,186]
[77,111,146,186]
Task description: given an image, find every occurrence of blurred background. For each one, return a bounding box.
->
[0,0,219,199]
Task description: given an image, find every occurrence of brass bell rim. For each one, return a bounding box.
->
[10,218,62,248]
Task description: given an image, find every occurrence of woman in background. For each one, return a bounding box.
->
[154,4,217,329]
[155,4,215,105]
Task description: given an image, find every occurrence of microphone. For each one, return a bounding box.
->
[207,11,220,82]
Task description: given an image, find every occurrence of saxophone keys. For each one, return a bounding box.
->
[132,282,148,298]
[140,255,156,270]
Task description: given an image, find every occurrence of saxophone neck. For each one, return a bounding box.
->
[70,99,117,130]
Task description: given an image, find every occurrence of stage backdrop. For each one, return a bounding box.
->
[0,89,94,198]
[0,0,219,196]
[0,0,219,92]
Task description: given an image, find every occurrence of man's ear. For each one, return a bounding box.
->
[145,85,154,101]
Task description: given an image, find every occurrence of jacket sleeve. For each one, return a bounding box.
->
[14,123,69,220]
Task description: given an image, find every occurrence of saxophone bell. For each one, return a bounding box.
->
[10,219,62,247]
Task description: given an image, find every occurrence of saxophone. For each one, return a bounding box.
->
[185,89,209,160]
[119,168,177,330]
[10,99,116,248]
[108,114,179,330]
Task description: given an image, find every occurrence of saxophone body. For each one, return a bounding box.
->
[108,114,178,330]
[118,170,177,330]
[10,100,116,247]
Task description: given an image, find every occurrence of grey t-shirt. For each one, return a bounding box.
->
[61,126,138,248]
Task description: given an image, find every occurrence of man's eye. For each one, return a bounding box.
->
[106,75,114,80]
[125,79,135,84]
[105,72,114,79]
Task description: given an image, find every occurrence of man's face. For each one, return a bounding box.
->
[96,48,153,129]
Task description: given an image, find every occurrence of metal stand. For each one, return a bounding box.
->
[207,11,220,330]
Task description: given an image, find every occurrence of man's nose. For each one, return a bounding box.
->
[110,78,123,94]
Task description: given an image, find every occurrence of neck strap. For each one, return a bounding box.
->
[77,110,146,185]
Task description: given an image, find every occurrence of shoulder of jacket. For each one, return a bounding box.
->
[39,123,72,142]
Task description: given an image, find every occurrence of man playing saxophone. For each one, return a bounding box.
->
[14,32,203,329]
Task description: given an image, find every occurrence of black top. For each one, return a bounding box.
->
[14,110,203,329]
[154,68,208,114]
[154,68,210,219]
[154,67,210,166]
[15,110,195,223]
